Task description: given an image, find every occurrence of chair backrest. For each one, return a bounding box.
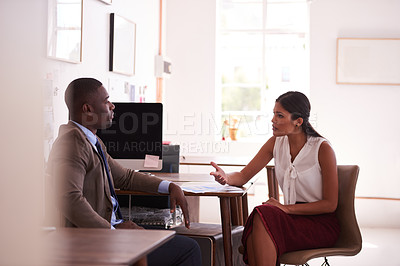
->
[334,165,362,253]
[266,165,362,254]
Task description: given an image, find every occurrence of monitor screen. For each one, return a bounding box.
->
[97,102,163,170]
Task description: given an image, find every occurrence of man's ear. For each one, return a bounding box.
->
[82,103,92,114]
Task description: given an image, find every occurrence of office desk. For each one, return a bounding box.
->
[117,173,258,266]
[45,228,175,265]
[180,155,251,167]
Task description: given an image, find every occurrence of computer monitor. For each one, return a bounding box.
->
[97,102,163,171]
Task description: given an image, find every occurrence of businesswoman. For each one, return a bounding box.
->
[210,91,340,266]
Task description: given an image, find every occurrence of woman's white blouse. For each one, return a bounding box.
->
[273,136,328,205]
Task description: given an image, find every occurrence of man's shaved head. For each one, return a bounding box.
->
[65,78,103,118]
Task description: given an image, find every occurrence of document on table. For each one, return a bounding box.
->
[181,182,244,193]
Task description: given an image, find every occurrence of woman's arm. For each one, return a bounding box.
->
[266,141,338,215]
[210,137,276,186]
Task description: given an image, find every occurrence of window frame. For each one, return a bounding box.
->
[216,0,310,141]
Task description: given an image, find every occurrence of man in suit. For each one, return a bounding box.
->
[47,77,201,266]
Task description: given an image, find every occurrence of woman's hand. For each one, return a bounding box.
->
[263,197,288,213]
[210,161,228,185]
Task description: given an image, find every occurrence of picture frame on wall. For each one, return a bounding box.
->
[336,38,400,85]
[47,0,83,63]
[98,0,112,4]
[109,13,136,76]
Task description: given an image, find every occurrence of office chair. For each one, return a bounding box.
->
[266,165,362,266]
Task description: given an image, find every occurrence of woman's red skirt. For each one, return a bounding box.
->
[241,204,340,265]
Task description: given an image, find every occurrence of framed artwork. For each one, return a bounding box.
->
[109,13,136,76]
[98,0,112,4]
[47,0,83,63]
[336,38,400,85]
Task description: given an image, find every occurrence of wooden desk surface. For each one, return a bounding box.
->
[45,228,175,265]
[117,173,257,197]
[180,155,251,167]
[144,172,216,182]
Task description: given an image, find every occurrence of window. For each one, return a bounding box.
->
[217,0,310,141]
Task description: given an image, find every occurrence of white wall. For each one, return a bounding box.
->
[309,0,400,227]
[164,0,217,152]
[47,0,161,147]
[310,0,400,199]
[165,0,400,227]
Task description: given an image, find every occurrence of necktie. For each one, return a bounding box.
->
[95,139,123,219]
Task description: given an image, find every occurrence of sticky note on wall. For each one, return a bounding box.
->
[144,154,159,168]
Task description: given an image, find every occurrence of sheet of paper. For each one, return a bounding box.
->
[144,154,159,168]
[181,182,244,193]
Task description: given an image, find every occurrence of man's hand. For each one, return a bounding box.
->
[115,220,144,230]
[169,182,191,229]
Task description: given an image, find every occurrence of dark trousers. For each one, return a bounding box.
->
[147,235,201,266]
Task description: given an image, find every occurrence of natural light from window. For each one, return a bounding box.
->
[217,0,310,142]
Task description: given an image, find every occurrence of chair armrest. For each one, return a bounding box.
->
[266,166,279,200]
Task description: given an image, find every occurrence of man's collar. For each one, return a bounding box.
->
[70,120,97,147]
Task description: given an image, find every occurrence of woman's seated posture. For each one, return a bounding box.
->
[210,91,340,266]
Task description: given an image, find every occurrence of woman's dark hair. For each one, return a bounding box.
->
[276,91,322,138]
